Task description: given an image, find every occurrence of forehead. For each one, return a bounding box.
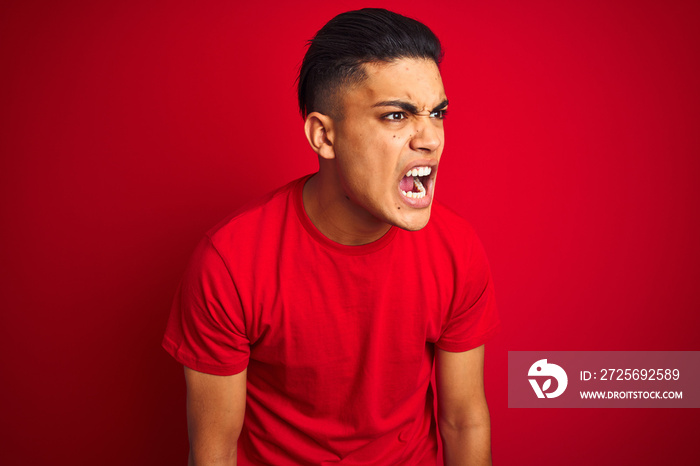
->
[344,58,446,110]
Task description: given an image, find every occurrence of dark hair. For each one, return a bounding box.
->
[297,8,443,118]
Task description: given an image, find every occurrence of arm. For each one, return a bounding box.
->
[435,344,492,466]
[185,367,247,466]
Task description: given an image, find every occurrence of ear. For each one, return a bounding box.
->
[304,112,336,160]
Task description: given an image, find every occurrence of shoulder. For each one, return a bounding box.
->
[205,176,305,250]
[425,201,480,244]
[413,201,491,274]
[429,201,474,228]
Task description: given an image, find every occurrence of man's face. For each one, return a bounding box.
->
[331,58,447,231]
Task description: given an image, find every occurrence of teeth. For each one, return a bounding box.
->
[401,189,426,199]
[405,166,432,177]
[401,166,432,200]
[400,176,427,200]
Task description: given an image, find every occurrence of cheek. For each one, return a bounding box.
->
[336,127,409,192]
[391,127,412,144]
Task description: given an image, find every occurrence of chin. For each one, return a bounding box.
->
[392,209,432,231]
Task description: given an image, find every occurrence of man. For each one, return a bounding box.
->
[163,8,499,465]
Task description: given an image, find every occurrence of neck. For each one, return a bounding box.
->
[302,167,391,246]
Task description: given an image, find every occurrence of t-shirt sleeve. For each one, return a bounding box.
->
[435,230,500,353]
[162,236,250,375]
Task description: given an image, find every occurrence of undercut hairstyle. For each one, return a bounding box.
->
[297,8,443,119]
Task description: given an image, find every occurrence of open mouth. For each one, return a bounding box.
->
[399,166,432,199]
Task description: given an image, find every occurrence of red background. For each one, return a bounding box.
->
[1,0,698,464]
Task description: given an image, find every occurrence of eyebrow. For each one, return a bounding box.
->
[372,99,449,114]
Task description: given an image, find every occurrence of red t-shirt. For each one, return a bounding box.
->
[163,175,499,465]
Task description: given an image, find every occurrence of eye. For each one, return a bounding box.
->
[384,112,407,121]
[430,109,448,119]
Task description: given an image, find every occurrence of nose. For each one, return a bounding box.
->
[408,116,443,153]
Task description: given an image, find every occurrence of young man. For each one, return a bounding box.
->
[163,8,499,465]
